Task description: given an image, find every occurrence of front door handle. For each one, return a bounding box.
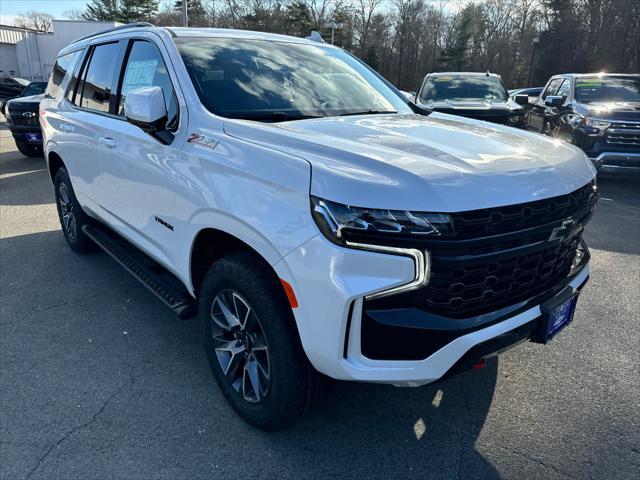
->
[60,123,73,133]
[99,137,117,149]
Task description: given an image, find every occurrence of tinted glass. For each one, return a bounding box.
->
[23,82,47,96]
[541,78,563,100]
[79,43,120,112]
[175,38,411,121]
[119,41,178,129]
[574,76,640,103]
[556,79,571,99]
[45,51,79,99]
[419,75,508,102]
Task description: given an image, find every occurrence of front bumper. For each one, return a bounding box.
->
[591,152,640,173]
[277,234,590,387]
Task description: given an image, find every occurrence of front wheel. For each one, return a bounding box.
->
[200,252,325,431]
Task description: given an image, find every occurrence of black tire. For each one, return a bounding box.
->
[15,141,43,158]
[200,252,325,431]
[54,167,96,253]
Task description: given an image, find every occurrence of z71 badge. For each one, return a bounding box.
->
[187,133,218,150]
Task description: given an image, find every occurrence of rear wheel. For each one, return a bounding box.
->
[54,167,96,253]
[200,252,325,431]
[16,141,43,158]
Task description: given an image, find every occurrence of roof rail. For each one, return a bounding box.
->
[71,22,155,44]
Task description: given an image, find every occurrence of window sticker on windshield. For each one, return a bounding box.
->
[123,59,158,90]
[204,70,224,81]
[576,80,603,87]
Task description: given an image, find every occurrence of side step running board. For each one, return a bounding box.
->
[82,224,197,319]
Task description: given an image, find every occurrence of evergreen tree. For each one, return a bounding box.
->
[284,2,313,38]
[83,0,121,21]
[174,0,207,26]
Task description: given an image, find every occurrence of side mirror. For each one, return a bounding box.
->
[514,94,529,106]
[545,95,563,108]
[124,86,168,135]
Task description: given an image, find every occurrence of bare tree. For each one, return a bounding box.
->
[14,11,53,32]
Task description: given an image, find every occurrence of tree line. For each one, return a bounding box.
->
[15,0,640,90]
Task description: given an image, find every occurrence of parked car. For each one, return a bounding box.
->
[0,76,30,115]
[526,73,639,173]
[42,24,598,431]
[5,88,45,157]
[0,81,47,116]
[415,72,529,127]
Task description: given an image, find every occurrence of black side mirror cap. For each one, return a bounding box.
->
[514,94,529,106]
[545,95,564,108]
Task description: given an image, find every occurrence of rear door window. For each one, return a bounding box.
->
[77,42,121,113]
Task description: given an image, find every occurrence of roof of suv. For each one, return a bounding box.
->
[67,24,331,52]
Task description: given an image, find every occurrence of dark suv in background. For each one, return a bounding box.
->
[415,72,528,127]
[527,73,640,173]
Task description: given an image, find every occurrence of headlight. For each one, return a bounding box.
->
[582,116,610,128]
[4,106,10,121]
[311,196,454,246]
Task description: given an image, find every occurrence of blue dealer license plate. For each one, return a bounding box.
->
[546,296,577,339]
[25,133,41,142]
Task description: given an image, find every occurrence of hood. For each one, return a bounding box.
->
[577,101,640,122]
[223,112,596,212]
[7,94,44,106]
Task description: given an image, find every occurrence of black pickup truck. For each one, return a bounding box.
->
[527,73,640,173]
[414,72,528,128]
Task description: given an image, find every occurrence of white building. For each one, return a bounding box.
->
[0,20,120,81]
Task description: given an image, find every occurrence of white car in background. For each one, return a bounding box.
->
[41,24,598,430]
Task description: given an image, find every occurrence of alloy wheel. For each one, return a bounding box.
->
[210,289,270,403]
[58,182,77,242]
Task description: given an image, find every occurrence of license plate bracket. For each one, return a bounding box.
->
[532,287,579,344]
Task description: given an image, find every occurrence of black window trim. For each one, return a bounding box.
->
[114,37,181,132]
[65,40,127,119]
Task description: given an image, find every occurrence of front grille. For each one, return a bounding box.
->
[8,104,39,127]
[605,122,640,147]
[364,181,598,319]
[424,233,580,316]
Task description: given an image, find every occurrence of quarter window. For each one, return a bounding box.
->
[45,51,80,99]
[77,42,120,113]
[118,41,178,129]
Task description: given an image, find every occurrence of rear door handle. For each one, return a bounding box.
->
[60,123,73,133]
[99,137,117,149]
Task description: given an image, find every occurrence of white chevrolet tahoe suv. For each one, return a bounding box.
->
[41,24,599,430]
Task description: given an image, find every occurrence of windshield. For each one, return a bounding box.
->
[420,75,508,103]
[574,76,640,103]
[22,82,47,96]
[175,37,411,121]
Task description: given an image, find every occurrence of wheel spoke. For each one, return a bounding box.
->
[243,356,262,402]
[212,294,241,330]
[59,184,69,205]
[215,340,246,376]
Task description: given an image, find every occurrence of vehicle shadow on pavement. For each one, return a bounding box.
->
[0,151,52,207]
[272,364,501,479]
[1,229,501,480]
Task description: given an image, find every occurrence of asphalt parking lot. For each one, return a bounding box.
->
[1,120,639,480]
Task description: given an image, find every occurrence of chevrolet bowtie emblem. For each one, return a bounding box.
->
[549,219,574,241]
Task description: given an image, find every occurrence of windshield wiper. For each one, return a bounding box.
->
[339,110,397,117]
[227,111,322,122]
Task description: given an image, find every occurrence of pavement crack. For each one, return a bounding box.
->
[23,360,150,480]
